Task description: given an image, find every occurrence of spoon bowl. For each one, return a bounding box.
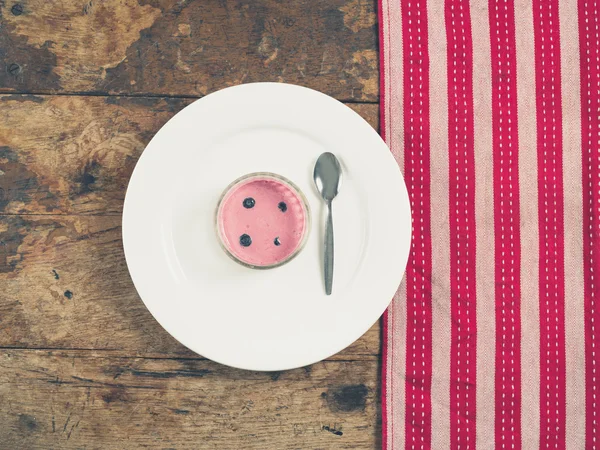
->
[314,153,342,201]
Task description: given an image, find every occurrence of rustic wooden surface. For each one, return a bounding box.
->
[0,0,378,101]
[0,351,379,449]
[0,0,382,448]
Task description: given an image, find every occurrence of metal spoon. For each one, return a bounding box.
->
[313,152,342,295]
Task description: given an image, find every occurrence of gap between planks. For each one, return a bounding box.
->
[0,346,381,362]
[0,90,379,104]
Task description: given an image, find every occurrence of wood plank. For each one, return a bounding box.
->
[0,95,378,215]
[0,0,378,101]
[0,349,380,449]
[0,214,381,358]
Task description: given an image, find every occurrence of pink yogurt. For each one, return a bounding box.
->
[216,174,310,268]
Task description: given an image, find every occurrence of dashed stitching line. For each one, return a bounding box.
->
[495,0,517,447]
[450,1,472,447]
[584,0,599,446]
[538,1,561,447]
[407,3,428,449]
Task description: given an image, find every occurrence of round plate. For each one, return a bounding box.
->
[123,83,411,371]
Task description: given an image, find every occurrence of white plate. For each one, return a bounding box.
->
[123,83,411,371]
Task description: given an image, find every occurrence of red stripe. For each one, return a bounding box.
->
[579,0,600,447]
[378,3,388,448]
[488,0,522,447]
[532,0,567,447]
[382,310,390,450]
[379,0,387,144]
[401,0,433,448]
[445,0,477,447]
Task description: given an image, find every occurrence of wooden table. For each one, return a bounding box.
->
[0,1,381,448]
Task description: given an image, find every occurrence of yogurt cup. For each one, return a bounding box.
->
[215,173,311,269]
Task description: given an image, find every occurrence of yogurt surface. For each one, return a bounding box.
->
[217,174,309,268]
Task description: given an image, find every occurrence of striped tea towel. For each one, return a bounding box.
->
[379,0,597,448]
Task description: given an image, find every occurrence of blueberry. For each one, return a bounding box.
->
[274,237,281,246]
[278,201,287,212]
[243,197,255,208]
[239,234,252,247]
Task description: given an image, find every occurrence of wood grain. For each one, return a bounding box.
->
[0,99,382,449]
[0,95,378,215]
[0,349,380,449]
[1,0,378,101]
[1,0,384,446]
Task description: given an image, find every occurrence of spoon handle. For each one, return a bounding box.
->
[324,200,334,295]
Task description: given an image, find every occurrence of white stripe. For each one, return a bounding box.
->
[388,283,407,450]
[384,306,393,450]
[384,0,405,169]
[381,0,406,447]
[380,0,391,142]
[514,0,541,448]
[471,1,496,447]
[560,0,586,447]
[427,0,451,447]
